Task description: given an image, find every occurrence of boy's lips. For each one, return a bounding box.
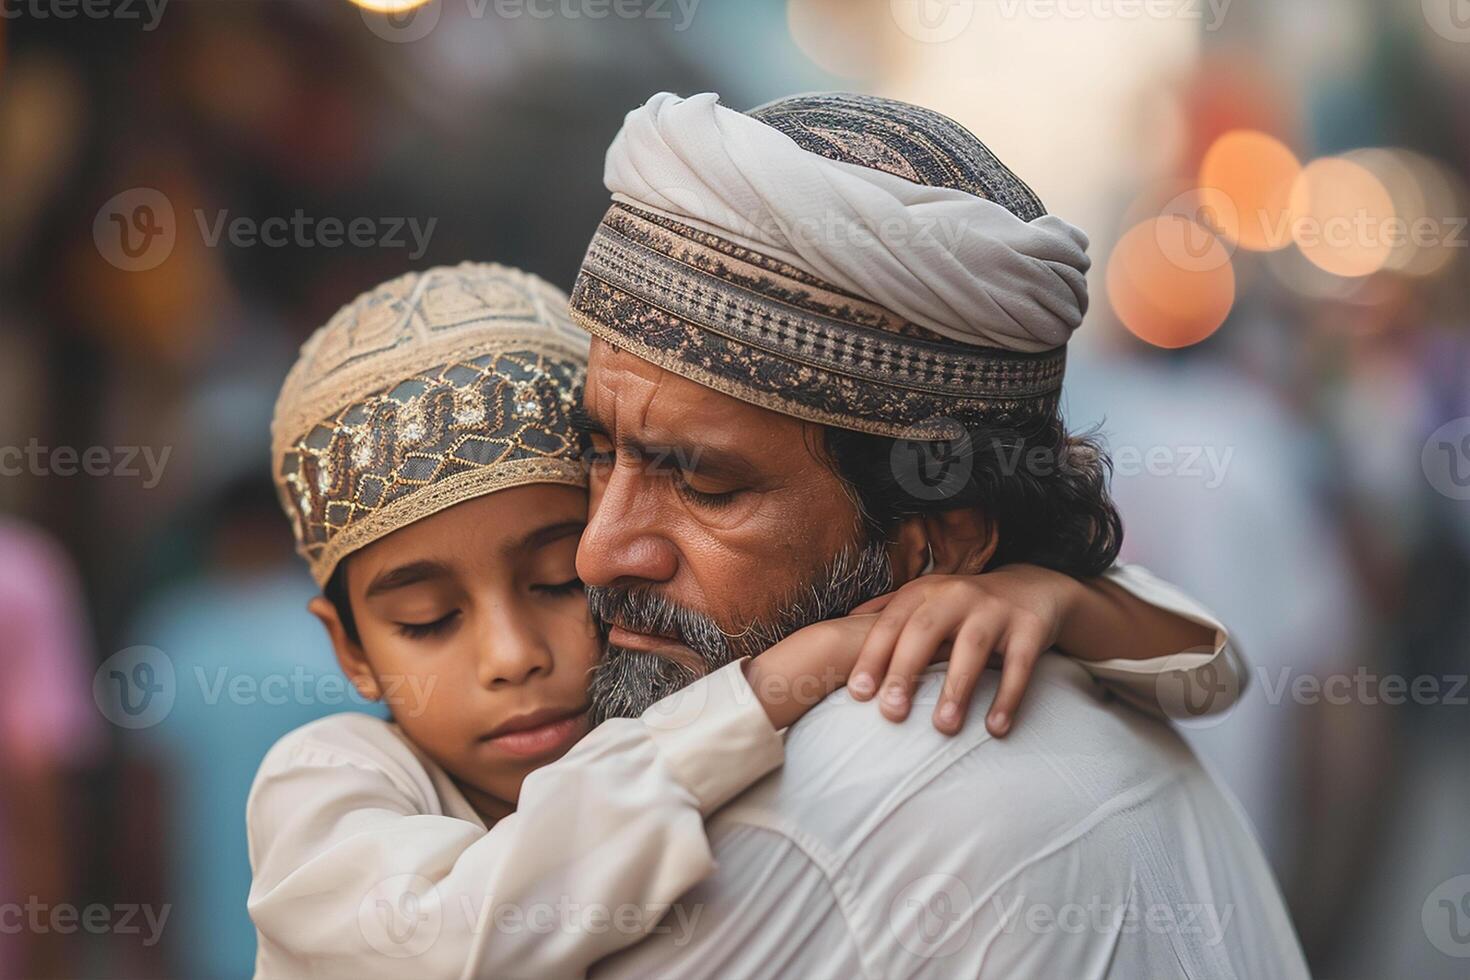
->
[481,707,587,759]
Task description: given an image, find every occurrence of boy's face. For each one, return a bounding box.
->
[310,485,599,820]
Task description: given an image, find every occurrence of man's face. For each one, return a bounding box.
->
[575,338,889,718]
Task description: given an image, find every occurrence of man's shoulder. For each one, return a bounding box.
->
[608,660,1305,980]
[715,654,1199,859]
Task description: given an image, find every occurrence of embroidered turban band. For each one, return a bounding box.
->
[570,92,1092,439]
[270,263,589,585]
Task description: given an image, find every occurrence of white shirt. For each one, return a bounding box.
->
[247,564,1254,979]
[594,654,1307,980]
[247,658,783,980]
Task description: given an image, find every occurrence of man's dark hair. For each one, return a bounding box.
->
[323,561,361,646]
[819,413,1122,578]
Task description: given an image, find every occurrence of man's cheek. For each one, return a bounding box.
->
[679,512,812,610]
[674,529,768,611]
[678,494,797,565]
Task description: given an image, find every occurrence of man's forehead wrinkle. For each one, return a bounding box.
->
[630,367,667,445]
[588,343,670,439]
[585,362,619,430]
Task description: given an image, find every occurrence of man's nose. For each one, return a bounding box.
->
[576,463,679,588]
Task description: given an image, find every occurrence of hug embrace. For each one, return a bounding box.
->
[247,92,1309,979]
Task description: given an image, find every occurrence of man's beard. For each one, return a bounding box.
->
[585,539,894,726]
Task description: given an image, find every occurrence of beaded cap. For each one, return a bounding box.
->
[271,263,589,585]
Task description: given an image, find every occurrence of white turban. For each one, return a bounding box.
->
[602,92,1091,354]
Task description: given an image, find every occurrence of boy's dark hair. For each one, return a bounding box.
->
[819,412,1122,578]
[323,561,361,646]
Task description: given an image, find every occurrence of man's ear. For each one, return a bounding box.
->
[308,596,381,701]
[918,508,999,576]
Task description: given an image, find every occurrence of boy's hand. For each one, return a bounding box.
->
[847,565,1076,738]
[746,614,880,730]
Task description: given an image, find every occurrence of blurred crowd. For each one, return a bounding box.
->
[0,1,1466,977]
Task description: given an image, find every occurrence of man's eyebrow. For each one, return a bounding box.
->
[660,442,754,481]
[365,560,450,597]
[510,519,585,556]
[569,404,760,481]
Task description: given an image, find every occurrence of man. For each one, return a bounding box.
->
[568,92,1308,977]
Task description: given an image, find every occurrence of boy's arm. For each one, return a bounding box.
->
[942,561,1246,723]
[1059,562,1246,721]
[848,562,1246,733]
[247,661,782,980]
[1055,563,1216,663]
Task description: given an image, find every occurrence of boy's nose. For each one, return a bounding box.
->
[476,617,553,689]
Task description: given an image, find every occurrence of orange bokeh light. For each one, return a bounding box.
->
[785,0,884,79]
[1197,130,1302,251]
[1290,157,1396,278]
[1107,216,1236,349]
[349,0,434,12]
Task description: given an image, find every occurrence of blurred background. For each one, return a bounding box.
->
[1,0,1467,976]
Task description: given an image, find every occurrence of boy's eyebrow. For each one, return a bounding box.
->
[364,560,450,597]
[510,519,585,556]
[361,522,584,596]
[568,406,604,436]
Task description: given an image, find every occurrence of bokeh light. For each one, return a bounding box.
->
[1107,215,1236,348]
[1347,148,1468,279]
[1266,241,1373,303]
[1346,149,1419,275]
[785,0,883,79]
[348,0,434,12]
[1397,151,1469,278]
[1198,130,1302,251]
[1289,157,1396,278]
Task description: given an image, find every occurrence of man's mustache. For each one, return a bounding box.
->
[584,585,739,727]
[584,584,734,660]
[584,542,895,725]
[584,540,896,664]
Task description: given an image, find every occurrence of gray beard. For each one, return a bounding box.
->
[585,540,894,726]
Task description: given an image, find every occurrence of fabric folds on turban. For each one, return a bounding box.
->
[603,92,1091,353]
[571,91,1095,438]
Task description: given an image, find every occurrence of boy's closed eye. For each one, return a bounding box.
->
[395,609,462,639]
[532,577,584,598]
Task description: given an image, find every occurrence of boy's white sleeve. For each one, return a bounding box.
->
[246,659,781,980]
[1072,562,1249,721]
